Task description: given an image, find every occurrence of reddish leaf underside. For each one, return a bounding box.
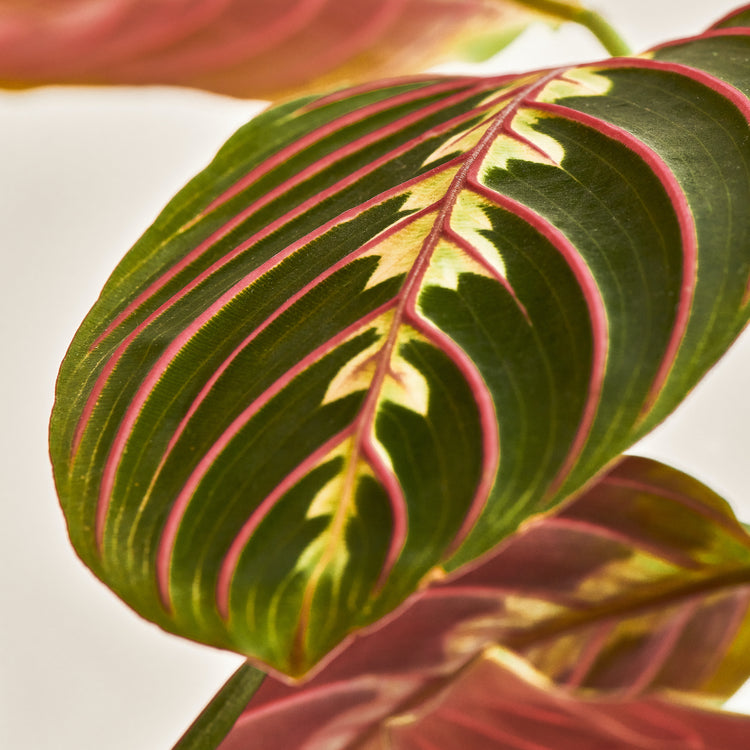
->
[358,650,750,750]
[222,652,750,749]
[0,0,545,98]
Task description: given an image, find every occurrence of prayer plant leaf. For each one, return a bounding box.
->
[219,651,750,750]
[50,11,750,677]
[204,456,750,750]
[370,650,750,750]
[0,0,581,99]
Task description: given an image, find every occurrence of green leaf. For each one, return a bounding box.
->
[51,18,750,676]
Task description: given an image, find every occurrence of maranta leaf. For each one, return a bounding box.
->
[0,0,572,99]
[353,649,750,750]
[51,10,750,676]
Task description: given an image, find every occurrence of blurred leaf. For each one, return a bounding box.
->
[357,649,750,750]
[0,0,582,99]
[50,13,750,676]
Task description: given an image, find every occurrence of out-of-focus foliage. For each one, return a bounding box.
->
[0,0,568,99]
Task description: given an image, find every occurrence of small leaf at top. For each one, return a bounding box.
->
[51,10,750,676]
[0,0,579,99]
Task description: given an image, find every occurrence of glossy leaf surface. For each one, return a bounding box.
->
[212,456,750,749]
[0,0,562,99]
[51,14,750,676]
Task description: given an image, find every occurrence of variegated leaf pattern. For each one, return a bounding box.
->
[207,456,750,750]
[51,13,750,676]
[0,0,566,99]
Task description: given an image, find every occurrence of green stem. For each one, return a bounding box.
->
[511,0,633,57]
[171,661,265,750]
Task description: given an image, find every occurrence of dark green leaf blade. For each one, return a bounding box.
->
[51,17,750,676]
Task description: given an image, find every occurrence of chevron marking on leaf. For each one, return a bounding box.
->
[50,19,750,676]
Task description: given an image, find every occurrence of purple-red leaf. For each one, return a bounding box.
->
[0,0,551,98]
[357,650,750,750]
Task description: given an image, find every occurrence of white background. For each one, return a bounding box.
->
[2,1,749,747]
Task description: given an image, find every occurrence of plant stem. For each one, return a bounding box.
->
[171,661,265,750]
[511,0,633,56]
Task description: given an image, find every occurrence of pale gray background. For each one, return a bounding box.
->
[2,1,749,747]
